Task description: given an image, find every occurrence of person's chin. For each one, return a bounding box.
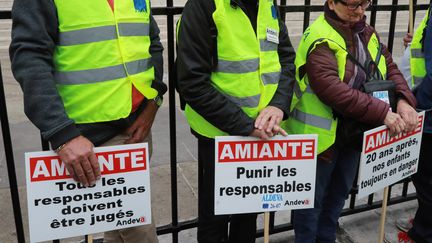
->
[348,16,361,23]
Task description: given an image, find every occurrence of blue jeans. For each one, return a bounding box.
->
[293,144,360,243]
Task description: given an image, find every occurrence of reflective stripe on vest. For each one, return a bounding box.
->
[55,58,152,85]
[410,8,430,88]
[225,93,261,108]
[291,109,332,130]
[216,58,280,85]
[217,58,259,73]
[260,39,278,51]
[53,0,157,123]
[283,14,388,154]
[182,0,281,138]
[411,48,425,58]
[58,23,150,46]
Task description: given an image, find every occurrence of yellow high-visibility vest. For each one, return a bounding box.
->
[410,8,431,88]
[183,0,281,138]
[284,14,387,154]
[53,0,157,123]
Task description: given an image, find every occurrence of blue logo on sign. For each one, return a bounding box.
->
[262,194,284,202]
[262,203,269,209]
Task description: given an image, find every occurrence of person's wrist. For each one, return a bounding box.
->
[49,123,80,150]
[54,141,69,153]
[152,95,163,107]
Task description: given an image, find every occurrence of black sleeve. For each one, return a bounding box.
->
[149,12,167,96]
[176,0,255,136]
[268,5,296,119]
[9,0,80,149]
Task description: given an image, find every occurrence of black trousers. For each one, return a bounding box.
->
[197,138,257,243]
[409,133,432,243]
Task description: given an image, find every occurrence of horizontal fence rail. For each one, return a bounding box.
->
[0,0,430,242]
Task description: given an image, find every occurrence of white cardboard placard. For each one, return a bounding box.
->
[25,143,152,242]
[214,135,317,215]
[358,112,425,198]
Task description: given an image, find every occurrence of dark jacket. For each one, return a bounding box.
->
[176,0,296,137]
[306,4,416,126]
[9,0,166,149]
[415,11,432,133]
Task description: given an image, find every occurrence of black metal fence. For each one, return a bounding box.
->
[0,0,431,242]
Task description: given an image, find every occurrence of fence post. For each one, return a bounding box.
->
[303,0,311,31]
[370,0,379,27]
[0,61,26,242]
[387,0,399,53]
[165,1,179,243]
[280,0,287,22]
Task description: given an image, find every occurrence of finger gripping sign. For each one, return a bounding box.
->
[214,135,317,215]
[25,143,152,242]
[358,112,425,198]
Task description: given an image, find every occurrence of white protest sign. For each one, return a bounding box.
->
[214,135,317,215]
[358,112,425,198]
[25,143,152,242]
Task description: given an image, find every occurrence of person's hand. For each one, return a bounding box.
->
[403,33,413,48]
[255,121,288,138]
[383,111,406,136]
[270,123,288,137]
[397,99,418,132]
[249,126,287,140]
[57,136,100,186]
[125,100,158,144]
[250,128,270,140]
[254,106,287,136]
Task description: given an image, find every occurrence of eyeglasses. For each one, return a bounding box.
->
[337,0,372,10]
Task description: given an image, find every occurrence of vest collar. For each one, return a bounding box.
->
[230,0,258,9]
[230,0,238,8]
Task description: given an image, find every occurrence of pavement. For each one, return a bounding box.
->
[0,0,429,242]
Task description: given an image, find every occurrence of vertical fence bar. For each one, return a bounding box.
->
[41,135,49,151]
[274,0,286,232]
[0,62,26,243]
[402,180,409,197]
[280,0,287,22]
[349,176,357,209]
[269,212,275,231]
[349,194,357,209]
[413,0,418,26]
[368,194,374,206]
[387,0,399,53]
[388,185,393,201]
[166,1,179,242]
[303,0,311,31]
[41,115,54,242]
[369,0,379,27]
